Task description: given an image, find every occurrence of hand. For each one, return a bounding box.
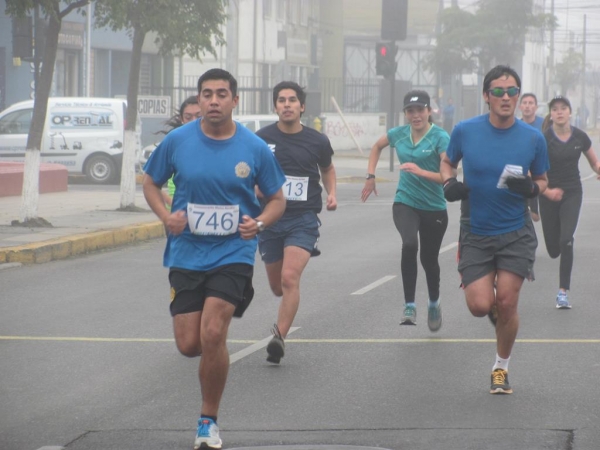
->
[361,180,377,202]
[544,187,563,202]
[506,176,539,198]
[238,215,259,240]
[164,210,187,235]
[326,194,337,211]
[443,177,469,202]
[399,162,422,176]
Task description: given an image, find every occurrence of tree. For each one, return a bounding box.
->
[6,0,90,225]
[93,0,227,211]
[426,0,555,76]
[554,48,584,96]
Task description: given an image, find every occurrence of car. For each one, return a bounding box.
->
[138,115,280,170]
[234,114,279,132]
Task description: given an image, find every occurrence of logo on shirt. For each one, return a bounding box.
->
[235,161,251,178]
[422,148,433,153]
[268,144,276,153]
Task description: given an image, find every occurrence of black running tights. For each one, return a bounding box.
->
[538,190,582,291]
[392,202,448,303]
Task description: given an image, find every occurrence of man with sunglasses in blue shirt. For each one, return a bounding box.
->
[440,65,549,395]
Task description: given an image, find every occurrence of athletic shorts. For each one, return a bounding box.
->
[458,220,537,287]
[258,211,320,264]
[168,264,254,318]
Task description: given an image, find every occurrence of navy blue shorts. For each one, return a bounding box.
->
[168,264,254,318]
[258,211,320,264]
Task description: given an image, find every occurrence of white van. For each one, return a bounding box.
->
[0,97,131,184]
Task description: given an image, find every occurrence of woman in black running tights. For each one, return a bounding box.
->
[540,96,600,309]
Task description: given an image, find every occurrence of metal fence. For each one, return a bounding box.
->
[140,77,386,116]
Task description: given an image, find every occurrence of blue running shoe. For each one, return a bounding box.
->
[556,291,571,309]
[194,418,222,449]
[400,304,417,325]
[427,302,442,332]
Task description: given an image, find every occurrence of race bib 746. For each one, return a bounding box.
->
[187,203,240,236]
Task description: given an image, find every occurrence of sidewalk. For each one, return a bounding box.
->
[0,152,390,266]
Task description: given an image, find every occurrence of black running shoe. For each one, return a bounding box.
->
[266,324,285,364]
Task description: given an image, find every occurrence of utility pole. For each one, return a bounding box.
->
[549,0,555,99]
[581,14,587,129]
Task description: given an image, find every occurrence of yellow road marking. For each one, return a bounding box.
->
[1,336,599,344]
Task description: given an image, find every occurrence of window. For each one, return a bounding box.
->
[287,0,298,24]
[300,0,308,26]
[263,0,272,18]
[0,109,33,135]
[276,0,285,21]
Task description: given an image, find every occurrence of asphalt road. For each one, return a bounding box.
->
[2,177,600,450]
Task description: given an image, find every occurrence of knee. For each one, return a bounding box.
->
[466,301,489,318]
[559,237,574,251]
[269,282,283,297]
[280,268,301,292]
[200,321,227,350]
[402,240,418,257]
[175,339,202,358]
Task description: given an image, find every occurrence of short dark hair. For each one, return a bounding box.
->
[483,65,521,93]
[197,68,238,97]
[272,81,306,107]
[520,93,537,105]
[179,95,199,118]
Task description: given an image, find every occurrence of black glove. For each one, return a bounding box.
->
[506,176,540,198]
[443,177,470,202]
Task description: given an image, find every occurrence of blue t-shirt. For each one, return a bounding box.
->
[144,121,286,271]
[446,114,549,235]
[387,123,449,211]
[521,115,544,132]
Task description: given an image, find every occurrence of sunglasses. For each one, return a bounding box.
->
[487,87,520,98]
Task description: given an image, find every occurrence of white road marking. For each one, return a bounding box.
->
[439,242,458,254]
[351,241,458,296]
[351,275,397,295]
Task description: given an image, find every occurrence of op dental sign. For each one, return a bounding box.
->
[137,96,171,118]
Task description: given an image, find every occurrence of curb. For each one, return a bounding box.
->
[0,221,165,265]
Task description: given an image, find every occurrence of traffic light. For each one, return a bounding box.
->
[375,42,397,79]
[12,16,33,59]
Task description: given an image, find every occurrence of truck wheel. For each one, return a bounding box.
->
[85,154,117,184]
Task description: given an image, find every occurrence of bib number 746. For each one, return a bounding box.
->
[187,203,240,236]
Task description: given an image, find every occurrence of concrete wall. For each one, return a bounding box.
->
[322,113,387,152]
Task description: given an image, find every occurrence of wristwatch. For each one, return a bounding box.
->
[256,220,265,233]
[366,173,376,180]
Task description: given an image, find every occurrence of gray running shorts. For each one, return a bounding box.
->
[458,220,537,287]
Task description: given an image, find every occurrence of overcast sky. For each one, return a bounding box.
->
[450,0,600,68]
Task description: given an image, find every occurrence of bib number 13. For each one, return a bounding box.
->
[284,175,308,201]
[187,203,240,236]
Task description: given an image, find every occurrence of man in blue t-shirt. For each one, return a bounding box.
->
[143,68,286,450]
[440,65,549,396]
[519,92,544,221]
[255,81,337,365]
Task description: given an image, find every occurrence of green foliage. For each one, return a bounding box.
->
[5,0,90,20]
[554,48,584,95]
[427,0,556,75]
[93,0,226,59]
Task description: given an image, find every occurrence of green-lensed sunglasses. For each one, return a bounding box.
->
[487,87,520,98]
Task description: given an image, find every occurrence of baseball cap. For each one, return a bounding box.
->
[403,91,430,110]
[548,96,571,110]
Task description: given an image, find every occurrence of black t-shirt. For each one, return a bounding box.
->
[256,123,334,214]
[543,126,592,191]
